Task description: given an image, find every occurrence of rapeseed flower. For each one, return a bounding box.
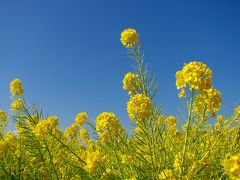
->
[96,112,124,142]
[79,128,89,142]
[222,154,240,179]
[75,112,88,127]
[234,105,240,115]
[127,94,152,120]
[120,28,139,48]
[11,98,24,111]
[176,62,212,96]
[10,79,24,97]
[165,116,177,127]
[33,116,59,139]
[64,123,78,137]
[123,72,139,95]
[85,149,101,174]
[194,88,222,117]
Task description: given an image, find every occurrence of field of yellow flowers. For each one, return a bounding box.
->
[0,28,239,179]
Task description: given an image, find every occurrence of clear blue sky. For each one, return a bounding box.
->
[0,1,240,131]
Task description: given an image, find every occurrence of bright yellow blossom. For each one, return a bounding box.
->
[234,105,240,115]
[79,128,89,142]
[33,116,59,139]
[96,112,124,142]
[127,94,152,120]
[165,116,177,127]
[176,62,212,97]
[122,72,140,95]
[10,79,24,97]
[222,153,240,179]
[64,123,78,137]
[194,88,222,117]
[175,70,186,89]
[85,149,101,174]
[178,88,186,98]
[11,98,24,111]
[120,28,139,48]
[75,112,88,127]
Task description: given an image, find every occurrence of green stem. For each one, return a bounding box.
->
[181,89,194,178]
[142,120,155,179]
[133,46,148,96]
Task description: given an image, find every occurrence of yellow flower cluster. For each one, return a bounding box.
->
[85,149,101,174]
[120,28,139,48]
[33,116,59,139]
[10,79,24,97]
[234,105,240,115]
[64,123,78,137]
[176,61,212,91]
[194,88,222,117]
[122,72,139,95]
[165,116,177,127]
[178,89,186,98]
[95,112,124,142]
[222,154,240,179]
[10,79,25,111]
[0,132,17,159]
[176,61,222,116]
[127,94,152,120]
[11,98,24,111]
[79,128,89,142]
[75,112,88,127]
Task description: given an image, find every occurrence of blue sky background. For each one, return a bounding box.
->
[0,0,240,131]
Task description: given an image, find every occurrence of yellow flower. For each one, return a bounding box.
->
[33,117,59,139]
[122,72,139,95]
[10,79,24,97]
[175,71,186,89]
[79,128,89,142]
[127,94,152,120]
[178,88,186,98]
[47,116,59,127]
[234,105,240,115]
[11,98,24,111]
[176,61,212,91]
[85,149,101,174]
[222,153,240,179]
[95,112,124,142]
[165,116,177,127]
[217,115,224,122]
[4,132,17,144]
[194,88,222,117]
[120,28,139,48]
[75,112,88,127]
[64,123,78,137]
